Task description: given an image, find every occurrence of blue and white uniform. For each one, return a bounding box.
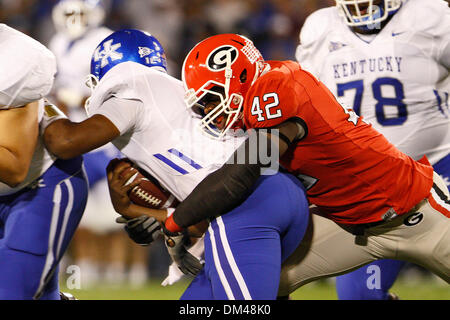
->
[86,30,310,299]
[181,173,309,300]
[49,25,120,233]
[0,24,88,300]
[296,0,450,299]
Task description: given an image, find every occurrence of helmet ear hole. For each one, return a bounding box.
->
[239,69,247,84]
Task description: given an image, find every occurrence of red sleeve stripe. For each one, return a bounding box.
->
[428,183,450,218]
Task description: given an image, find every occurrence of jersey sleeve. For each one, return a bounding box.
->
[0,25,56,109]
[295,8,333,76]
[93,96,144,135]
[410,0,450,66]
[243,72,307,129]
[435,4,450,68]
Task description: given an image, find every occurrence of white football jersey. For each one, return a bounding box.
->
[49,26,112,121]
[87,62,246,201]
[0,24,56,108]
[296,0,450,164]
[0,26,57,195]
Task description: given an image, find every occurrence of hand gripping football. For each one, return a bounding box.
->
[119,161,179,209]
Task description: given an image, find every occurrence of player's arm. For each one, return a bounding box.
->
[415,0,450,70]
[43,97,141,159]
[0,102,39,186]
[44,115,120,159]
[165,119,305,233]
[106,159,208,237]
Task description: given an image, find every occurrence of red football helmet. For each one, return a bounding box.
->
[182,34,265,139]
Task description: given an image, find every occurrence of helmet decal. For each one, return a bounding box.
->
[241,37,263,64]
[93,39,123,68]
[89,29,167,82]
[138,46,152,58]
[85,29,167,112]
[206,45,239,72]
[182,34,264,139]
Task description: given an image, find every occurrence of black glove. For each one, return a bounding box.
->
[116,215,161,245]
[162,225,203,276]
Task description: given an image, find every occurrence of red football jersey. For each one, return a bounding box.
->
[243,61,434,224]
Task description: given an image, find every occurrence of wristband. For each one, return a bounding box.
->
[165,213,183,233]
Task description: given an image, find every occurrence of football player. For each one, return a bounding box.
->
[295,0,450,299]
[0,24,88,299]
[49,0,139,287]
[43,29,311,299]
[174,33,450,298]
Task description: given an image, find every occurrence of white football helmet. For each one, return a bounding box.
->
[52,0,105,39]
[335,0,402,28]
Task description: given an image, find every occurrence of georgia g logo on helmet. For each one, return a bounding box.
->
[206,45,239,72]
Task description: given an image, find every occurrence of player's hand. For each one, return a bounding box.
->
[106,158,142,216]
[162,226,203,277]
[116,215,161,246]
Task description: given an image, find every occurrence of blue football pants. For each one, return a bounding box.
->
[181,172,310,300]
[0,157,88,300]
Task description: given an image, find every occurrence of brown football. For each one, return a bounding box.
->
[119,160,179,209]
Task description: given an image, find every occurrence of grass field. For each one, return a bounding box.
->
[61,277,449,300]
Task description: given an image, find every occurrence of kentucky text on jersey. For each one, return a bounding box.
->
[333,56,402,79]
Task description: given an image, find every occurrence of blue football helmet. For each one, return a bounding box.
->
[85,29,167,110]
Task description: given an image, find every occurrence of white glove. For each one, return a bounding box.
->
[163,230,204,277]
[161,236,205,286]
[161,263,185,286]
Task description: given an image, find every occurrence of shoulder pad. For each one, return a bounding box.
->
[85,62,151,115]
[299,7,338,46]
[402,0,450,35]
[0,24,56,109]
[244,63,302,129]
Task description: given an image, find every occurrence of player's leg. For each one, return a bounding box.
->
[75,149,120,286]
[0,157,88,299]
[279,211,378,297]
[335,259,405,300]
[37,266,60,300]
[336,155,450,300]
[280,172,450,297]
[203,172,309,300]
[179,268,214,300]
[371,172,450,282]
[278,173,311,263]
[33,157,88,299]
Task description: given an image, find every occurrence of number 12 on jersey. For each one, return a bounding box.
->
[251,92,282,122]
